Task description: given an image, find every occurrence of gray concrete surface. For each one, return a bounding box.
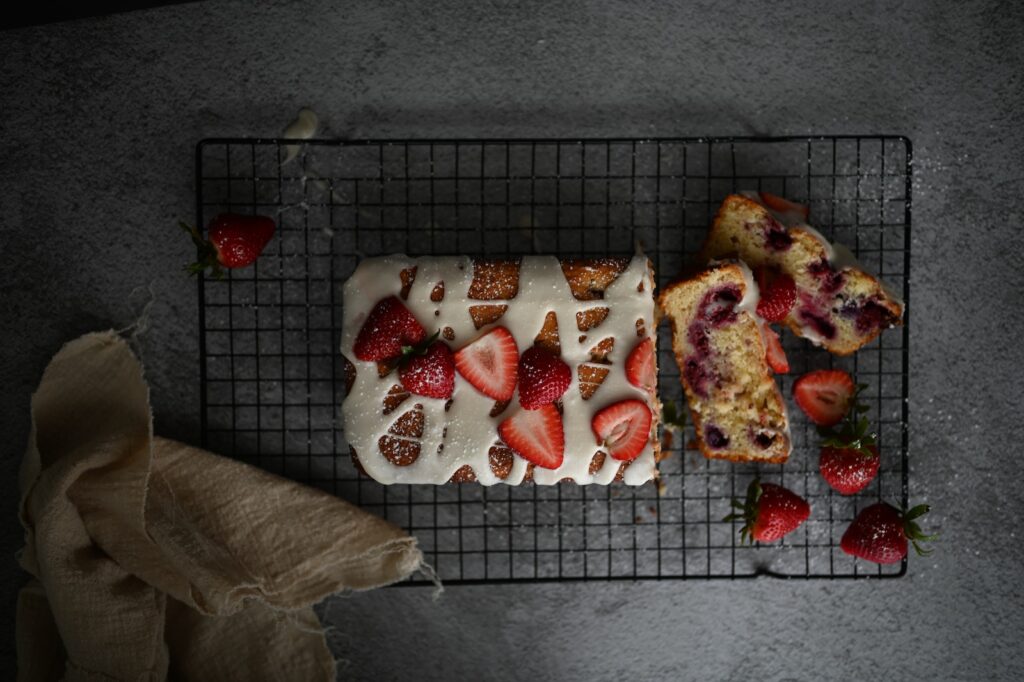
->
[2,1,1022,679]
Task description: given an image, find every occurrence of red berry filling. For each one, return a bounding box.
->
[798,308,837,340]
[682,286,745,399]
[684,357,712,399]
[765,225,794,251]
[855,300,893,334]
[808,258,846,294]
[752,214,794,252]
[704,424,729,449]
[698,286,741,327]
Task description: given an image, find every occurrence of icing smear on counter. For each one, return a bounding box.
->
[341,254,657,486]
[282,107,319,164]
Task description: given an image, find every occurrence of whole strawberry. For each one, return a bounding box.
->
[725,478,810,543]
[841,502,935,564]
[517,345,571,410]
[182,213,276,278]
[820,444,880,495]
[817,386,880,495]
[353,296,427,362]
[399,340,455,399]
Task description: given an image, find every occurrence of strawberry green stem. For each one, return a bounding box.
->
[902,504,938,556]
[180,221,224,279]
[723,478,762,545]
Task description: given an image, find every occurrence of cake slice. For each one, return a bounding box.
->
[659,261,791,463]
[340,254,661,486]
[699,192,904,355]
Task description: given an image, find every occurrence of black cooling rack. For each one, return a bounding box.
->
[195,136,911,582]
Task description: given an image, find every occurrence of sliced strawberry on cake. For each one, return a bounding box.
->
[591,399,653,462]
[454,326,519,401]
[498,403,565,469]
[625,337,657,393]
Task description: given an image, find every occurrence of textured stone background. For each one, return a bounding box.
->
[2,1,1022,679]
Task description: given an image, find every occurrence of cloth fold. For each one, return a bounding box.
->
[17,331,424,681]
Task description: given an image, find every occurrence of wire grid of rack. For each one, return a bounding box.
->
[196,135,911,582]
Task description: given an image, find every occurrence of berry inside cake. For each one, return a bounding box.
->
[699,192,904,355]
[659,261,791,463]
[341,254,661,486]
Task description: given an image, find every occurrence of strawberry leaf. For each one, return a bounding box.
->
[180,221,224,279]
[817,385,878,456]
[724,478,763,545]
[901,504,938,556]
[904,503,930,521]
[661,400,687,432]
[401,330,441,359]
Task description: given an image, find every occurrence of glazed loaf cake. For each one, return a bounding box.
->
[340,254,661,486]
[659,261,791,463]
[699,192,904,355]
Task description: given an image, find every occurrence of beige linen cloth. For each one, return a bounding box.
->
[16,330,427,681]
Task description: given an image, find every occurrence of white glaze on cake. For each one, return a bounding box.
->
[340,254,657,486]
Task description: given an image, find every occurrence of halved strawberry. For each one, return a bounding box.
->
[518,345,572,410]
[454,326,519,401]
[353,296,427,362]
[498,403,564,469]
[762,324,789,374]
[591,399,652,462]
[756,274,796,322]
[625,337,657,392]
[793,369,855,426]
[758,191,810,222]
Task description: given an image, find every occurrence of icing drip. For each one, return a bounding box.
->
[341,255,657,486]
[282,107,319,164]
